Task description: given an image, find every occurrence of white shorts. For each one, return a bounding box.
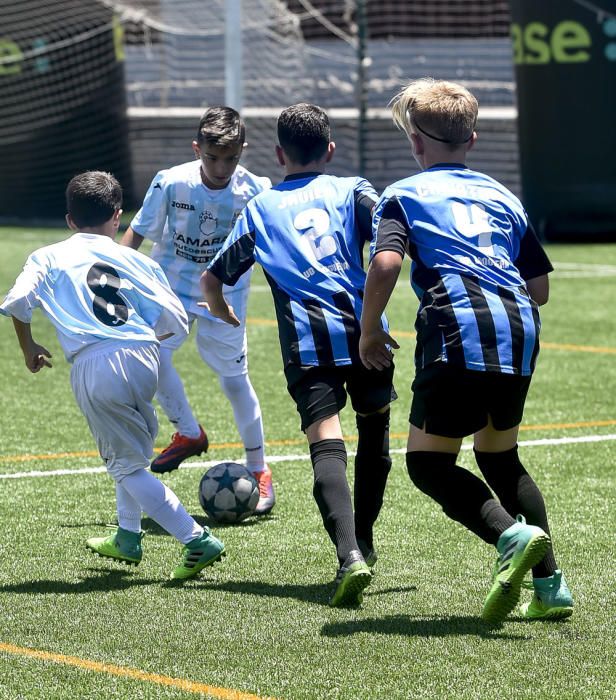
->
[162,285,249,377]
[70,341,160,481]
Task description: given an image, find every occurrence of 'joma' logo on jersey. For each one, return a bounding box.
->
[171,201,195,210]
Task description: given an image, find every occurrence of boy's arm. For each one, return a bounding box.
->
[120,226,145,250]
[199,271,240,327]
[198,207,257,326]
[514,222,553,306]
[525,275,549,306]
[11,317,52,373]
[359,195,408,370]
[359,251,402,370]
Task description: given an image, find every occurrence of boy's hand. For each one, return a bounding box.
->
[197,300,241,327]
[24,343,53,373]
[359,329,399,370]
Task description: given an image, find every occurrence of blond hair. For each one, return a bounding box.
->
[390,78,478,150]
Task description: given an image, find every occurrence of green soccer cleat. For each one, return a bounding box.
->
[86,527,143,566]
[329,550,373,607]
[171,529,226,580]
[520,570,574,620]
[482,515,550,624]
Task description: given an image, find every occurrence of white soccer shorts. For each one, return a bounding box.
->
[70,341,160,481]
[161,285,250,377]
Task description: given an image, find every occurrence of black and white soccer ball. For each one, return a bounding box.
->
[199,462,259,523]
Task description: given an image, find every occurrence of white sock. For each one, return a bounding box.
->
[115,482,142,533]
[119,469,203,544]
[219,373,266,470]
[156,347,201,438]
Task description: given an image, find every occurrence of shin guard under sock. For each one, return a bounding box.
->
[406,451,515,545]
[474,446,558,577]
[310,439,358,564]
[354,410,392,548]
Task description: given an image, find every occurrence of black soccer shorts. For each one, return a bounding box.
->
[409,362,532,438]
[286,361,397,432]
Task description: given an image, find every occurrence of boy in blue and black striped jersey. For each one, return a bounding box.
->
[360,79,573,623]
[201,103,396,607]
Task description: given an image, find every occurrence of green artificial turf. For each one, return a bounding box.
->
[0,227,614,699]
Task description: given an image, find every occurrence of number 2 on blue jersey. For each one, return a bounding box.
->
[294,208,337,261]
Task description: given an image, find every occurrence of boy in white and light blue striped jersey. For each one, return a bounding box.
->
[122,106,275,514]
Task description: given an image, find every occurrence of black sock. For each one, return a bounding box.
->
[474,446,558,578]
[354,410,392,549]
[310,439,358,564]
[406,451,515,545]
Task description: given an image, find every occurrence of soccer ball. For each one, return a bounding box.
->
[198,462,259,523]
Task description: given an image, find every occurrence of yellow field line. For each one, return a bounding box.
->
[541,341,616,355]
[247,317,616,354]
[0,642,276,700]
[1,419,616,465]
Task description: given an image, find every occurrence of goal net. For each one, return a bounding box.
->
[0,0,518,218]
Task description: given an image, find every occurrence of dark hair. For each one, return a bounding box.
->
[277,103,330,165]
[197,106,245,146]
[65,171,122,228]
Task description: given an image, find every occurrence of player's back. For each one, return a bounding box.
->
[376,165,540,376]
[2,233,187,361]
[382,165,528,290]
[239,173,378,366]
[250,173,370,304]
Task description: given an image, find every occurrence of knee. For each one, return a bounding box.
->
[219,373,250,399]
[405,450,457,493]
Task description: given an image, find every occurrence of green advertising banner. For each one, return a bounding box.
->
[510,0,616,238]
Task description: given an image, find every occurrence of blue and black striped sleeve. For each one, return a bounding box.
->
[514,222,553,281]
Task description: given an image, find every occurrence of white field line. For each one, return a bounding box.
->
[1,432,616,480]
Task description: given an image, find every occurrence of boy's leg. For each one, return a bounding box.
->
[307,415,372,607]
[122,471,225,578]
[115,482,142,533]
[75,344,223,579]
[289,366,371,605]
[474,443,558,578]
[196,306,274,514]
[406,426,550,624]
[156,345,202,439]
[151,333,209,473]
[353,408,391,563]
[307,420,358,563]
[347,361,396,565]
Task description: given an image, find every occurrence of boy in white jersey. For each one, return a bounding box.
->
[122,106,275,514]
[0,171,226,580]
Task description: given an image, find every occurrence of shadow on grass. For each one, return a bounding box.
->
[162,577,330,605]
[321,614,525,640]
[140,514,273,535]
[59,514,274,536]
[0,568,159,595]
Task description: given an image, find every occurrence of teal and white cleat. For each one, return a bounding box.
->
[482,515,550,624]
[171,529,226,580]
[520,570,573,620]
[86,527,143,566]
